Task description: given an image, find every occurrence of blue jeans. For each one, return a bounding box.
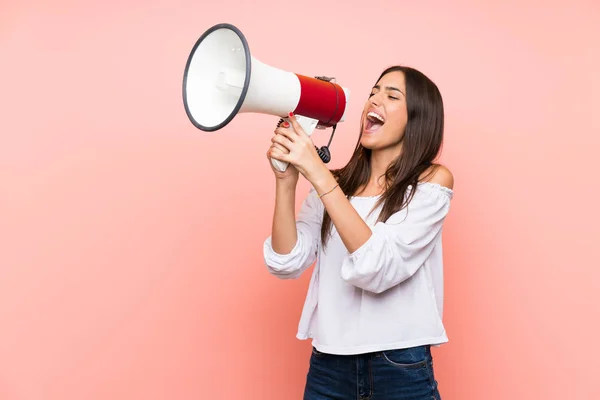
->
[303,345,441,399]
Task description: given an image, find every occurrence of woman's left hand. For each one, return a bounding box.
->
[270,112,327,183]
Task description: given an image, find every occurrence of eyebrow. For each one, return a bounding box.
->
[373,85,405,96]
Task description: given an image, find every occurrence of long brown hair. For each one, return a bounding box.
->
[320,65,445,247]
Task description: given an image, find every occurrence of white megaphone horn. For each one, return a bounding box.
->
[182,23,351,172]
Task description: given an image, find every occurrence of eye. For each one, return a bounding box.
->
[388,96,399,100]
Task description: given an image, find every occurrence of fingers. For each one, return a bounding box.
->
[267,112,308,167]
[271,142,288,154]
[267,142,288,158]
[274,125,297,143]
[287,112,307,138]
[267,145,290,163]
[271,131,294,150]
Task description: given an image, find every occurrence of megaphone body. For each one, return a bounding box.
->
[182,23,351,172]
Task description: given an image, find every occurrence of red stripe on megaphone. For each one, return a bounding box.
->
[293,75,347,127]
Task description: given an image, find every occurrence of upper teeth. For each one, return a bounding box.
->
[368,112,384,122]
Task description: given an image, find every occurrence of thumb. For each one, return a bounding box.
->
[287,112,307,138]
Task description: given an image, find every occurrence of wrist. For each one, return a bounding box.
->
[310,166,337,196]
[276,178,298,191]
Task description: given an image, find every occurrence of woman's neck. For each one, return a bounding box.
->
[369,145,402,182]
[355,145,403,196]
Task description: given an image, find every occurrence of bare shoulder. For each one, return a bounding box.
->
[421,164,454,190]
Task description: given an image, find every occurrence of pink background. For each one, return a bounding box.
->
[2,0,599,398]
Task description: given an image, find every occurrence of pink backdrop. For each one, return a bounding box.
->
[2,0,599,398]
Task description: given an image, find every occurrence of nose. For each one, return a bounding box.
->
[369,92,382,106]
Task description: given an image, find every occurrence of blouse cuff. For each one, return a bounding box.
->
[264,234,302,262]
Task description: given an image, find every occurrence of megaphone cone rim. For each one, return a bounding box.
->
[182,23,252,132]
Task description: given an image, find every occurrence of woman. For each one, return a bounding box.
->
[263,65,453,399]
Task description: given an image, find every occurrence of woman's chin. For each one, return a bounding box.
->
[360,135,378,149]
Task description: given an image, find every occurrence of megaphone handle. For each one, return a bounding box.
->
[270,158,290,173]
[271,115,319,172]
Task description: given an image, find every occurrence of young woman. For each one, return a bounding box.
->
[263,65,454,399]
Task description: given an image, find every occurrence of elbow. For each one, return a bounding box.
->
[264,258,306,280]
[368,284,394,295]
[340,251,416,294]
[341,234,430,293]
[265,264,304,280]
[264,257,315,280]
[264,254,308,279]
[263,234,315,279]
[341,267,410,294]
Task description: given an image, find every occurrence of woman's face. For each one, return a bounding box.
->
[360,70,408,151]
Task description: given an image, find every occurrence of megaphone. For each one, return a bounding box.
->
[182,23,351,172]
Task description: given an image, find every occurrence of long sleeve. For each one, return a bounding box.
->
[263,187,324,279]
[340,183,453,293]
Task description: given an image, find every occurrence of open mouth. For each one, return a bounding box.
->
[364,111,385,133]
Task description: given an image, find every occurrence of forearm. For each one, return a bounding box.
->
[271,180,299,254]
[309,166,372,254]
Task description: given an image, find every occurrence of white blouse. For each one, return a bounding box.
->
[263,182,454,355]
